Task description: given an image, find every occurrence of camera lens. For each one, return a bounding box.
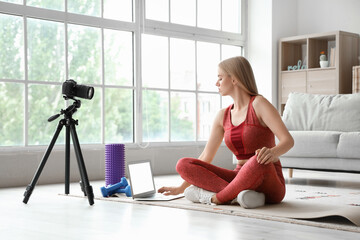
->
[86,86,94,99]
[76,84,94,100]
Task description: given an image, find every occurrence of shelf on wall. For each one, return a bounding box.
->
[281,67,336,73]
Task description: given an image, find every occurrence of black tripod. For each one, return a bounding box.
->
[23,98,94,206]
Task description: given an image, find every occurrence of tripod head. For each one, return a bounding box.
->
[48,96,82,122]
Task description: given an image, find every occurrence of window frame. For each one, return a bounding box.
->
[138,0,246,146]
[0,0,247,149]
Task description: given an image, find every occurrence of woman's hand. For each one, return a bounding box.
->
[255,147,279,165]
[158,186,184,196]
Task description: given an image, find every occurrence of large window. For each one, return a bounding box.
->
[0,0,245,147]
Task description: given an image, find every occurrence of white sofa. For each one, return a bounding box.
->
[279,92,360,176]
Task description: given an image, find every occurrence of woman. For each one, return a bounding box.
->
[158,56,294,208]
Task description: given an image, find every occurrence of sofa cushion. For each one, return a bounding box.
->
[337,132,360,158]
[280,131,341,158]
[282,92,360,132]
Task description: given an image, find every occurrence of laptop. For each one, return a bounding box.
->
[127,160,184,201]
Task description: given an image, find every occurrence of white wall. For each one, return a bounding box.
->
[297,0,360,35]
[0,144,234,188]
[247,0,297,105]
[271,0,298,105]
[247,0,273,101]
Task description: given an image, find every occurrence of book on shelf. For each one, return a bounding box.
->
[353,66,360,93]
[329,47,336,67]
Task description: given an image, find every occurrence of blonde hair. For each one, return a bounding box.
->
[218,56,258,95]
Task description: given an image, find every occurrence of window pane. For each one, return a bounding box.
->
[68,0,100,17]
[171,92,195,141]
[221,45,242,60]
[142,90,168,142]
[104,0,133,22]
[198,0,220,30]
[105,88,133,143]
[27,0,64,11]
[75,87,101,144]
[197,42,220,91]
[0,14,24,80]
[142,34,168,89]
[145,0,169,22]
[170,0,195,26]
[222,0,241,33]
[68,24,101,85]
[170,38,195,90]
[28,84,64,145]
[104,29,133,86]
[27,18,65,82]
[0,82,24,146]
[198,93,220,141]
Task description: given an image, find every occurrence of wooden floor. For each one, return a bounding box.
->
[0,169,359,240]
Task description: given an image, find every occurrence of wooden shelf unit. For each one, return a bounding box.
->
[278,31,359,113]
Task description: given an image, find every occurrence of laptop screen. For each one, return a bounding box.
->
[128,161,155,196]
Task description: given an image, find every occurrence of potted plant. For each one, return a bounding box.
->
[319,51,329,68]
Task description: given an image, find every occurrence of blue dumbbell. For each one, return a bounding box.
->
[101,177,128,197]
[114,185,132,197]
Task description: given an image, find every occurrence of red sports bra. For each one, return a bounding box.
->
[223,96,275,160]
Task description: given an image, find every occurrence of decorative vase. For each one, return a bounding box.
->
[320,60,329,68]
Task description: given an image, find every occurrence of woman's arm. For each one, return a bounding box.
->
[197,109,225,163]
[253,96,294,165]
[158,109,225,195]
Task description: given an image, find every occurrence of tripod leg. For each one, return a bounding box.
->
[65,126,70,194]
[23,120,65,204]
[70,125,86,197]
[69,124,94,206]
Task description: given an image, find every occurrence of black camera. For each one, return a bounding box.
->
[62,79,94,100]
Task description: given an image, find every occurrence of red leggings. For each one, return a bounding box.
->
[176,155,286,203]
